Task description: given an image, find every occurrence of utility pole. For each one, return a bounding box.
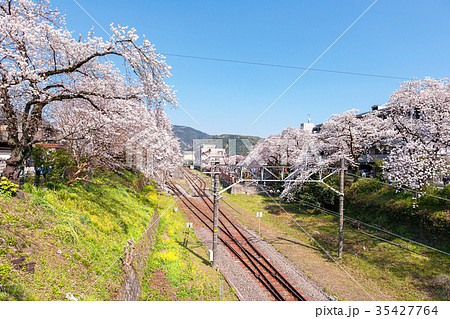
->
[338,158,345,258]
[212,170,220,268]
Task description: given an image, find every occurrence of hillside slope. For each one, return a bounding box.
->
[214,134,262,157]
[173,125,262,156]
[0,172,163,300]
[0,171,235,301]
[172,125,211,152]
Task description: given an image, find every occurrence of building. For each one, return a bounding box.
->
[194,144,227,171]
[300,115,315,133]
[0,118,63,175]
[182,151,194,167]
[300,122,315,133]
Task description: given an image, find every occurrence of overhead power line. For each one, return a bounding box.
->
[255,183,375,300]
[295,198,450,256]
[73,0,408,82]
[162,53,411,81]
[251,0,380,126]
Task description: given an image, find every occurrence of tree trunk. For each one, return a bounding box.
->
[1,87,24,183]
[65,162,88,186]
[1,85,44,184]
[2,145,28,184]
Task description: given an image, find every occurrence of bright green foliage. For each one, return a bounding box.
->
[142,207,236,300]
[0,264,25,301]
[0,170,172,300]
[0,177,18,196]
[31,144,74,183]
[225,182,450,301]
[295,176,339,209]
[0,263,11,279]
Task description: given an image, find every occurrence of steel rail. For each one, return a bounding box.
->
[183,169,298,285]
[181,168,307,301]
[167,179,285,300]
[185,171,307,300]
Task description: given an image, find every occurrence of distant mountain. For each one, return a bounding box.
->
[214,134,262,157]
[173,125,262,156]
[172,125,211,151]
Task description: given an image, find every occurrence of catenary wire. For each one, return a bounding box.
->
[292,196,450,263]
[74,0,417,83]
[220,197,243,215]
[162,53,411,81]
[254,183,376,301]
[251,0,380,126]
[294,198,450,256]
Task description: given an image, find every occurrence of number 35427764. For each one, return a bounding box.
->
[375,306,438,316]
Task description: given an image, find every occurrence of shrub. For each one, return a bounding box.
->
[291,174,339,208]
[0,264,11,280]
[31,144,74,184]
[22,183,35,194]
[0,177,18,196]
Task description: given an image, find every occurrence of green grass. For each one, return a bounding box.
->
[0,170,171,301]
[345,179,450,252]
[223,191,450,301]
[142,205,237,301]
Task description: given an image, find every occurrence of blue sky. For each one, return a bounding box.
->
[52,0,449,137]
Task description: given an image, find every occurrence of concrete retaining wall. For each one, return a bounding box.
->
[229,184,262,195]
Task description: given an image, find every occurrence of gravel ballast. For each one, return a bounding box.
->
[240,226,332,301]
[195,227,270,301]
[194,223,332,301]
[176,175,332,301]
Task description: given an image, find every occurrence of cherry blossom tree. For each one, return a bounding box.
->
[243,126,319,198]
[126,110,181,182]
[246,78,450,194]
[283,110,394,197]
[317,109,391,167]
[244,126,311,167]
[246,111,387,172]
[52,92,181,185]
[245,110,393,198]
[0,0,176,182]
[385,77,450,188]
[226,155,245,166]
[52,98,134,185]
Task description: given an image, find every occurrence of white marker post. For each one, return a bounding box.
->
[186,222,193,235]
[209,249,214,263]
[256,211,263,235]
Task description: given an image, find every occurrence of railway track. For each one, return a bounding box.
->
[168,167,307,301]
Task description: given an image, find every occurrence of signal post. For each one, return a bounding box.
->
[212,170,220,268]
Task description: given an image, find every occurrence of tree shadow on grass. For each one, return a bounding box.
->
[248,193,450,299]
[426,275,450,300]
[263,199,305,216]
[176,240,210,267]
[272,236,321,252]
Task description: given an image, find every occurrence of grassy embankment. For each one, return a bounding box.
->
[0,170,234,301]
[142,205,237,300]
[221,177,450,301]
